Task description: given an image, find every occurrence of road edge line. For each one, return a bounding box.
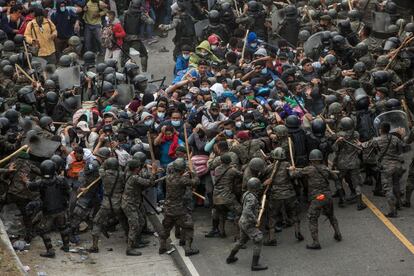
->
[150,213,200,276]
[362,194,414,255]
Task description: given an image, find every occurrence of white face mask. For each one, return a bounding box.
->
[157,112,165,119]
[50,125,56,132]
[182,54,190,59]
[235,121,242,128]
[250,43,258,48]
[211,45,218,51]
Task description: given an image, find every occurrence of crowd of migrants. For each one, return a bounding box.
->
[0,0,414,272]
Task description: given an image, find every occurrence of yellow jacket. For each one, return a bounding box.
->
[24,18,57,57]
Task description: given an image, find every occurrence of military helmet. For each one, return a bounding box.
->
[311,118,326,137]
[0,29,7,43]
[298,29,310,42]
[83,51,96,65]
[103,66,115,76]
[8,54,19,65]
[13,34,24,45]
[0,117,10,131]
[247,177,262,191]
[62,96,79,113]
[383,37,400,51]
[0,59,11,69]
[127,159,143,170]
[39,116,53,129]
[50,154,65,171]
[103,157,119,170]
[44,79,56,90]
[309,149,323,161]
[348,9,360,20]
[339,117,354,131]
[285,115,300,129]
[96,63,108,74]
[2,64,14,77]
[220,153,232,164]
[125,62,139,74]
[371,70,390,87]
[247,1,260,12]
[353,62,366,73]
[328,102,342,115]
[328,9,337,19]
[5,109,19,124]
[284,5,298,17]
[208,9,220,24]
[3,40,15,52]
[95,147,111,159]
[17,86,36,104]
[172,158,187,172]
[40,160,56,179]
[133,74,148,84]
[46,91,59,105]
[105,59,118,69]
[59,55,72,67]
[332,35,346,46]
[324,54,337,66]
[385,98,401,111]
[396,18,406,28]
[405,22,414,33]
[354,42,368,57]
[354,88,368,102]
[68,35,81,46]
[271,147,286,160]
[130,144,144,155]
[133,151,147,163]
[273,124,288,137]
[387,24,398,34]
[325,94,338,106]
[249,157,266,172]
[376,55,389,67]
[309,0,320,8]
[102,81,115,94]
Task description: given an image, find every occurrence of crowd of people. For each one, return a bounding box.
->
[1,0,414,272]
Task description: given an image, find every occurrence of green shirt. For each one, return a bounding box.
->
[83,1,107,26]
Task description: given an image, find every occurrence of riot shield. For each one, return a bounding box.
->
[208,0,215,10]
[271,9,284,33]
[371,11,391,38]
[55,66,81,90]
[373,110,409,136]
[195,19,209,40]
[304,31,323,59]
[24,134,61,158]
[114,83,134,107]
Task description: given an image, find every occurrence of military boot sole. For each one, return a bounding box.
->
[295,232,305,241]
[159,248,167,254]
[251,265,268,271]
[226,257,238,264]
[334,233,342,241]
[357,204,367,211]
[385,212,398,218]
[88,247,99,253]
[40,251,56,258]
[185,249,199,256]
[306,243,321,250]
[126,249,142,256]
[263,240,277,246]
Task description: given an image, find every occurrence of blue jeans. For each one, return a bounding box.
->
[161,0,172,24]
[84,23,102,53]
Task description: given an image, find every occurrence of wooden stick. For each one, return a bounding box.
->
[401,99,413,128]
[192,191,206,200]
[287,137,295,167]
[147,131,156,163]
[385,35,414,71]
[15,64,35,83]
[234,0,240,16]
[76,177,101,199]
[241,29,249,61]
[318,115,335,135]
[0,145,29,166]
[256,161,279,227]
[22,40,33,72]
[348,0,352,10]
[183,123,193,172]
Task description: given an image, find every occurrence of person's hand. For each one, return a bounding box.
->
[8,163,16,172]
[396,127,406,137]
[78,187,86,194]
[192,127,199,134]
[161,125,166,134]
[151,163,158,175]
[288,165,296,171]
[20,173,29,184]
[263,178,272,186]
[98,133,106,142]
[311,78,320,85]
[112,90,119,97]
[336,136,344,142]
[74,21,80,33]
[394,84,405,93]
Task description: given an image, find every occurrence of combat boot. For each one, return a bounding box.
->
[40,238,55,258]
[294,223,304,241]
[141,56,148,72]
[263,228,277,246]
[330,219,342,241]
[403,187,413,207]
[159,239,167,254]
[306,241,321,250]
[88,236,99,253]
[338,189,346,208]
[251,254,268,271]
[356,195,367,211]
[184,239,199,256]
[60,233,70,252]
[205,219,221,238]
[126,239,142,256]
[226,249,239,264]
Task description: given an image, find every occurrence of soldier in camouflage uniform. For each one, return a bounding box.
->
[226,177,268,271]
[291,149,342,250]
[122,159,156,256]
[242,157,266,192]
[231,134,265,166]
[159,158,200,256]
[263,147,303,246]
[205,153,242,238]
[368,123,410,217]
[89,157,128,253]
[332,117,367,210]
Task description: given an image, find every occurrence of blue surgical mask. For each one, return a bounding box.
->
[185,103,193,109]
[182,54,190,60]
[157,112,165,119]
[144,119,154,126]
[235,121,242,128]
[261,68,268,74]
[375,96,381,101]
[60,7,66,12]
[224,129,233,137]
[171,120,181,127]
[245,122,252,128]
[250,43,258,48]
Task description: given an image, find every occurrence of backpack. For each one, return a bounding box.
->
[101,26,114,49]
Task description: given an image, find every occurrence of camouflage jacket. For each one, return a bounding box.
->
[264,161,296,200]
[99,168,125,208]
[239,191,259,228]
[122,170,155,207]
[332,130,361,170]
[164,172,199,216]
[213,164,242,205]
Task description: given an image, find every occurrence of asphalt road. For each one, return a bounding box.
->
[188,186,414,276]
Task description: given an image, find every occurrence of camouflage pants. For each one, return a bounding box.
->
[307,196,338,242]
[339,169,363,195]
[122,203,146,243]
[92,198,128,238]
[160,213,194,242]
[268,196,300,229]
[232,222,263,255]
[211,200,242,221]
[37,211,70,240]
[381,163,403,213]
[406,173,414,204]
